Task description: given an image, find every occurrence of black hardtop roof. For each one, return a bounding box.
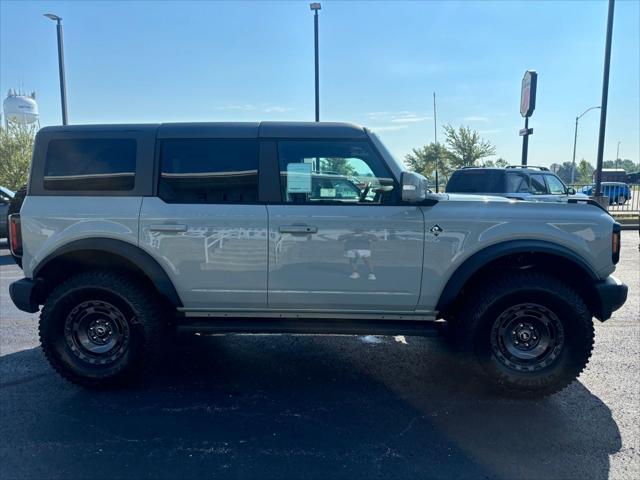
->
[38,121,368,140]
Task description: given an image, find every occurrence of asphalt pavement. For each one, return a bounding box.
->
[1,233,638,480]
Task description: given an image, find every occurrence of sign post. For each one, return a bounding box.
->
[519,70,537,165]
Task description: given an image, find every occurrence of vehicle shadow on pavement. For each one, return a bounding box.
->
[0,334,622,480]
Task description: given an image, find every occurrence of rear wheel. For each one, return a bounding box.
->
[450,272,594,398]
[40,270,167,388]
[617,194,626,205]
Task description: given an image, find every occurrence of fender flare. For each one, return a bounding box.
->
[435,239,598,314]
[33,237,182,307]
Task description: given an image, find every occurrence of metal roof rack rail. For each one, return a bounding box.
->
[505,165,550,171]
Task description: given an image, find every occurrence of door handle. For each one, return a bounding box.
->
[279,225,318,235]
[149,224,188,233]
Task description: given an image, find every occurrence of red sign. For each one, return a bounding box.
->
[520,70,537,118]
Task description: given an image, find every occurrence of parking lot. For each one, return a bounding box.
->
[0,232,638,480]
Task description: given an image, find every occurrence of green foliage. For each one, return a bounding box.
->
[405,125,497,186]
[404,143,451,180]
[549,161,576,183]
[576,159,595,183]
[320,157,356,177]
[442,124,496,169]
[483,158,509,168]
[0,123,36,191]
[603,159,638,172]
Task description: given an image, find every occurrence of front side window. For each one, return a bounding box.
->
[529,174,548,195]
[44,138,136,191]
[545,174,566,195]
[277,141,395,204]
[505,173,529,193]
[159,139,259,204]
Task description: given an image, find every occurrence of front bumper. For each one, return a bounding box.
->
[594,275,628,321]
[9,278,39,313]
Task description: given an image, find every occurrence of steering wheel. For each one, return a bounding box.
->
[359,182,372,202]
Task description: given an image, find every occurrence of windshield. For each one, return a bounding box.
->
[366,130,404,182]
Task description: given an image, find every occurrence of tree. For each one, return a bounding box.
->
[576,159,595,184]
[483,158,509,168]
[442,124,496,168]
[550,161,576,183]
[0,123,36,191]
[405,143,452,183]
[320,157,356,177]
[603,159,637,172]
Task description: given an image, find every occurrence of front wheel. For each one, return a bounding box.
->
[451,272,594,398]
[39,271,167,388]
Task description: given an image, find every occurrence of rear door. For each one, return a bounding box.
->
[139,127,268,310]
[266,139,424,311]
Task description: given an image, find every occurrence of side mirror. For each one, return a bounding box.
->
[401,171,428,203]
[567,187,576,195]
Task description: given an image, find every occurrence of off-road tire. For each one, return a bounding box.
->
[450,271,594,398]
[39,270,167,388]
[6,184,26,269]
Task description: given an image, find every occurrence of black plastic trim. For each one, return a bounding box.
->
[177,318,443,336]
[436,240,599,314]
[34,238,182,307]
[9,278,39,313]
[593,276,628,321]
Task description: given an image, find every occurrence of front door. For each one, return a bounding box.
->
[267,139,424,311]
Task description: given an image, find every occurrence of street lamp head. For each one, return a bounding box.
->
[44,13,62,22]
[310,3,321,11]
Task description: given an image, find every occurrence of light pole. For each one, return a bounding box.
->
[616,141,621,169]
[594,0,616,199]
[310,3,321,122]
[44,13,68,125]
[570,106,600,184]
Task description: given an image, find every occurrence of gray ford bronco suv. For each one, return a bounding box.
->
[8,122,627,397]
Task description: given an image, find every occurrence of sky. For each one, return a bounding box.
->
[1,0,639,168]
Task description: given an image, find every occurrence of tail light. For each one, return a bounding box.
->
[612,223,621,264]
[8,214,22,257]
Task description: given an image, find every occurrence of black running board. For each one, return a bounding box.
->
[176,318,445,337]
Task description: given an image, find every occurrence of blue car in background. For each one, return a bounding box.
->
[581,182,631,204]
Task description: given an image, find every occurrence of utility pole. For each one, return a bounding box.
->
[44,13,68,125]
[616,141,621,169]
[594,0,615,200]
[310,3,321,122]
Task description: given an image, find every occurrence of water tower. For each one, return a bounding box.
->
[3,90,40,128]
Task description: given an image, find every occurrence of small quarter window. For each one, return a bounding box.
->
[44,138,136,191]
[159,139,259,204]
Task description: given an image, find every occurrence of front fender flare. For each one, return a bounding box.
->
[435,240,598,315]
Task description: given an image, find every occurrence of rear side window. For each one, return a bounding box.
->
[159,139,259,204]
[505,173,529,193]
[44,138,136,191]
[446,170,505,193]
